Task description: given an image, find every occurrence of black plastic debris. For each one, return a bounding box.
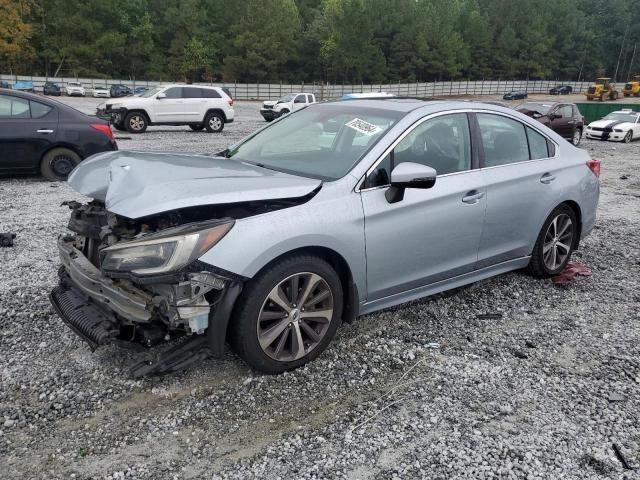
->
[612,443,633,470]
[0,233,16,247]
[525,340,537,349]
[512,350,528,359]
[476,313,503,320]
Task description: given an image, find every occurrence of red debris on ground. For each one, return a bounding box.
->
[552,262,592,286]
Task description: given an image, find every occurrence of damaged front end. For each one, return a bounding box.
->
[50,200,244,375]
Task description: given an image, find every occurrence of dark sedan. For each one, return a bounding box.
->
[110,84,132,97]
[0,89,117,181]
[43,81,62,96]
[549,85,573,95]
[516,101,585,146]
[503,91,528,100]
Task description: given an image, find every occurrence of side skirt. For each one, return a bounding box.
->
[359,257,531,315]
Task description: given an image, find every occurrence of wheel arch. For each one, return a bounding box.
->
[204,108,227,122]
[124,109,150,123]
[234,245,359,327]
[560,200,583,249]
[39,143,84,169]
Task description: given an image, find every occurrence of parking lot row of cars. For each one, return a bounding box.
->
[0,80,147,98]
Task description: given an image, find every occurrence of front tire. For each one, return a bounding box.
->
[623,131,633,143]
[204,112,224,133]
[124,112,148,133]
[571,128,582,146]
[527,205,577,278]
[229,255,343,374]
[40,148,81,181]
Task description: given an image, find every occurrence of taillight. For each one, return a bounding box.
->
[227,99,234,107]
[91,123,114,141]
[587,159,600,177]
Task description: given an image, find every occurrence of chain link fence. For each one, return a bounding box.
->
[1,74,591,100]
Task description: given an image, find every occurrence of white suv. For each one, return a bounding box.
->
[99,84,235,133]
[66,82,86,97]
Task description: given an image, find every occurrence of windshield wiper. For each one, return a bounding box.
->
[211,148,231,158]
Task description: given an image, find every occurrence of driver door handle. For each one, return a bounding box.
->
[36,129,54,134]
[462,190,485,204]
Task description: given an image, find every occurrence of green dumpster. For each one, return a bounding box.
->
[575,103,638,123]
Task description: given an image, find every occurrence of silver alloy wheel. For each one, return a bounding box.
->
[624,131,632,143]
[209,116,222,131]
[572,129,581,145]
[257,272,334,362]
[129,114,145,131]
[543,213,574,271]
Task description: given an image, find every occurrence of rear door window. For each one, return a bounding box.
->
[201,88,221,98]
[307,95,314,103]
[182,87,201,98]
[526,127,550,160]
[477,113,529,167]
[0,95,30,118]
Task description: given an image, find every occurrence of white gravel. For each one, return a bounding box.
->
[0,99,639,479]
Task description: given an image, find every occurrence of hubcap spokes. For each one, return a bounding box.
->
[543,214,573,271]
[130,116,144,130]
[257,272,333,362]
[210,117,221,130]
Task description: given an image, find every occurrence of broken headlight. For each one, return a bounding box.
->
[100,221,233,275]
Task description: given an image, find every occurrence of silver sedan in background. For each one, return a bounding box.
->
[51,100,600,375]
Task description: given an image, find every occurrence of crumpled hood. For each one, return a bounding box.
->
[68,151,322,219]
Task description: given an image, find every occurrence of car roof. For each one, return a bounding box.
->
[0,88,90,117]
[321,98,527,115]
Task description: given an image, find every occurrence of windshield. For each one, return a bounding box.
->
[226,103,403,180]
[69,82,81,87]
[518,102,552,115]
[277,94,295,103]
[142,87,163,98]
[602,113,638,123]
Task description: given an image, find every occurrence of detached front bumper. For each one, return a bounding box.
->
[51,236,238,352]
[260,109,281,121]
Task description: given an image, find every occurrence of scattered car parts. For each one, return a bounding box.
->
[0,233,16,247]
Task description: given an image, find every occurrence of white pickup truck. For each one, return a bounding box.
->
[260,93,316,121]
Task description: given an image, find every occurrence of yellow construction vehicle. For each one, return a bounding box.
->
[585,77,619,101]
[623,76,640,97]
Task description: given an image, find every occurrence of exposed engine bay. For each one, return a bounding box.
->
[52,196,311,358]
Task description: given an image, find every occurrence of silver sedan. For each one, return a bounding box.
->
[51,100,600,374]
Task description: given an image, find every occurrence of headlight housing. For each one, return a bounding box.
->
[614,129,623,132]
[100,221,233,275]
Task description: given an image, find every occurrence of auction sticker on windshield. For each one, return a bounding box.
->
[345,118,382,136]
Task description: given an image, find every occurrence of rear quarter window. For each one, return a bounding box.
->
[201,88,222,98]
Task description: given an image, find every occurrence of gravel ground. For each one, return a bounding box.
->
[1,98,639,479]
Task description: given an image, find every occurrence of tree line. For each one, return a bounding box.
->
[1,0,638,84]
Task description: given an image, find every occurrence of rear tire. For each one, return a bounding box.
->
[527,204,577,278]
[124,112,148,133]
[40,148,81,181]
[204,112,224,133]
[229,255,343,374]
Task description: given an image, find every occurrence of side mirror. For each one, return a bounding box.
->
[157,92,166,99]
[385,162,437,203]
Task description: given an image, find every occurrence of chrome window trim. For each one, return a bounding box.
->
[355,108,558,193]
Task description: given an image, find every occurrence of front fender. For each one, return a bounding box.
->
[197,181,367,297]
